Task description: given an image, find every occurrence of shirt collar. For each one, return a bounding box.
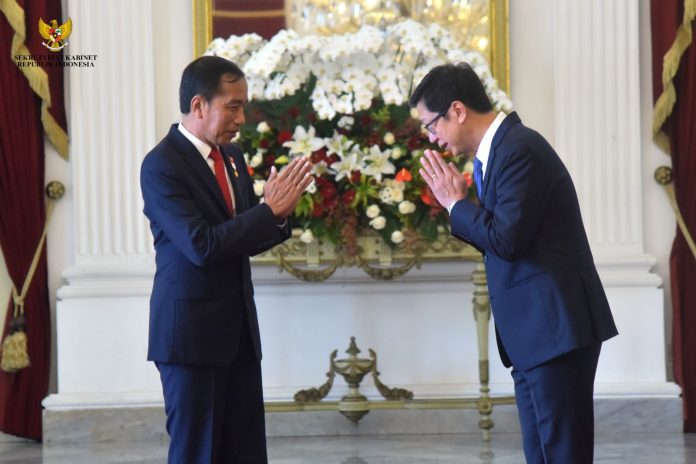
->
[178,122,215,162]
[475,111,507,179]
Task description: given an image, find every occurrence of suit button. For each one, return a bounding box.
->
[483,255,488,263]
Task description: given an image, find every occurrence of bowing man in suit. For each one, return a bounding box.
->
[410,63,618,463]
[140,56,312,463]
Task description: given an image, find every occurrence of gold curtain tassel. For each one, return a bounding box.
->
[0,305,30,373]
[0,181,64,373]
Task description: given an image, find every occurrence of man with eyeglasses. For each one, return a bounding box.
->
[410,63,617,464]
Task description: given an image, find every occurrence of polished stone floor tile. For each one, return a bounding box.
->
[1,432,696,463]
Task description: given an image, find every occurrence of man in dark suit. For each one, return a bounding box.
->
[410,63,618,463]
[140,56,312,463]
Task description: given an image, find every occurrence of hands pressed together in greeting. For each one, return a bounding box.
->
[263,156,313,219]
[419,149,469,210]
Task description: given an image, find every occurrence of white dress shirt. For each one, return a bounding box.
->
[178,122,236,211]
[448,111,507,214]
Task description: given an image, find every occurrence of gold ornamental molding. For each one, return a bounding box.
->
[255,238,514,441]
[253,229,481,282]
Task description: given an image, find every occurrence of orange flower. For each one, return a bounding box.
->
[395,167,413,182]
[248,166,254,176]
[420,188,434,205]
[463,171,472,187]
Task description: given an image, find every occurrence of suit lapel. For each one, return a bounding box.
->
[165,124,232,217]
[480,112,521,201]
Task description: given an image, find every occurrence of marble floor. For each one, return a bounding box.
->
[2,432,696,463]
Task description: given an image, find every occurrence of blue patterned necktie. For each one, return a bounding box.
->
[473,157,483,199]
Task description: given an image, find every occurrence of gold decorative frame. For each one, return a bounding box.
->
[192,0,509,92]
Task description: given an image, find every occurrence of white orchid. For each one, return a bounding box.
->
[206,20,511,118]
[325,132,354,158]
[329,152,360,181]
[206,20,513,252]
[361,145,396,182]
[283,125,325,157]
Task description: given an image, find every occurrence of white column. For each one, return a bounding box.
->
[553,0,658,286]
[46,0,160,410]
[66,0,155,276]
[552,0,675,398]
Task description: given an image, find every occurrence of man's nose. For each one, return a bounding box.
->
[428,132,438,144]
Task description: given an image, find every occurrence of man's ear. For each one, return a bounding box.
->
[451,101,467,124]
[189,95,205,118]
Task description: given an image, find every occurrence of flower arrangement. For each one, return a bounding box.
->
[206,20,512,257]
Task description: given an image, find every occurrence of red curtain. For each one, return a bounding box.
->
[651,0,696,432]
[212,0,286,40]
[0,0,66,440]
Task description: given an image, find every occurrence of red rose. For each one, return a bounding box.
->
[342,190,356,205]
[277,131,293,144]
[311,202,325,218]
[311,149,328,164]
[319,182,336,200]
[327,154,339,166]
[289,107,300,118]
[259,139,270,149]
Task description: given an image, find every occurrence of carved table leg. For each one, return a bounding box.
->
[472,261,493,441]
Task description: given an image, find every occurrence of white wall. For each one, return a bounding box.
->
[41,0,679,413]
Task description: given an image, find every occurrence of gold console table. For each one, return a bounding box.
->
[254,230,515,440]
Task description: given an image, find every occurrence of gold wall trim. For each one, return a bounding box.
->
[192,0,510,93]
[490,0,510,94]
[213,9,285,19]
[192,0,212,59]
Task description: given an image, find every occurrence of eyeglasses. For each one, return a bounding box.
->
[423,111,446,135]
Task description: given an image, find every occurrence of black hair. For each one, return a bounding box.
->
[179,56,245,114]
[409,63,493,115]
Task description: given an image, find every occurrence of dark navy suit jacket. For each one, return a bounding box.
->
[450,112,617,370]
[140,124,290,367]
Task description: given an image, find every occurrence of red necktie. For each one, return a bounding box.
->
[209,147,235,216]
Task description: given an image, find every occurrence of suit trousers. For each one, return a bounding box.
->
[156,314,267,464]
[511,343,601,464]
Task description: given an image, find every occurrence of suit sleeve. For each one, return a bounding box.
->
[141,152,288,266]
[449,146,550,261]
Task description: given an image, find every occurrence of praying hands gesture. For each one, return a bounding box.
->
[263,156,313,219]
[419,149,469,209]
